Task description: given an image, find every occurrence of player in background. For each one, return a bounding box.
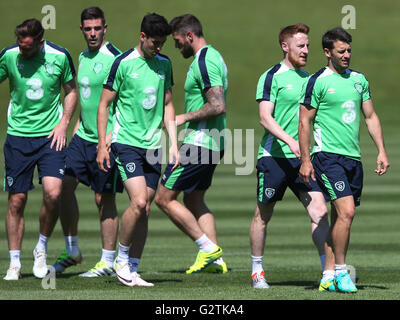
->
[52,7,123,277]
[97,13,180,286]
[155,14,228,274]
[0,19,77,280]
[250,24,333,289]
[298,27,390,293]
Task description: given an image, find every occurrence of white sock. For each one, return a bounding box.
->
[35,233,49,252]
[321,270,335,282]
[251,255,264,275]
[117,243,130,264]
[335,264,347,276]
[101,249,115,268]
[195,234,215,253]
[129,257,140,273]
[9,250,21,268]
[65,235,79,257]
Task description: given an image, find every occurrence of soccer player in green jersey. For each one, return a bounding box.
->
[155,14,228,274]
[250,24,333,289]
[0,19,77,280]
[96,13,179,286]
[52,7,123,277]
[299,27,390,293]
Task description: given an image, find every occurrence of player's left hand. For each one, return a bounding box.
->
[375,152,390,175]
[48,121,68,151]
[169,145,180,172]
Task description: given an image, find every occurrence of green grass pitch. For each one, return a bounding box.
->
[0,0,399,301]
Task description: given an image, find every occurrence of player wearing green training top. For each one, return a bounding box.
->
[0,19,77,280]
[249,24,333,289]
[299,27,390,293]
[97,13,179,287]
[52,7,123,278]
[155,14,228,275]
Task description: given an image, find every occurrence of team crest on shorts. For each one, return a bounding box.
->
[126,162,136,173]
[6,176,13,187]
[335,181,346,192]
[265,188,275,199]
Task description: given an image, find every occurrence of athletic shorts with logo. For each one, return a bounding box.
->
[3,134,65,193]
[312,152,363,206]
[111,142,161,191]
[65,134,123,194]
[257,156,322,203]
[161,144,223,194]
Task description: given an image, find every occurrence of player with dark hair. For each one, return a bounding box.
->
[155,14,228,275]
[97,13,179,286]
[250,23,333,289]
[299,27,390,293]
[52,7,124,277]
[0,18,77,280]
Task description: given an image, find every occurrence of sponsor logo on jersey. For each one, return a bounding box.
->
[130,72,139,79]
[327,88,336,94]
[157,69,165,80]
[126,162,136,173]
[265,188,275,199]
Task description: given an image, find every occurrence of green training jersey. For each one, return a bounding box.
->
[0,40,75,137]
[76,42,121,143]
[302,67,371,160]
[183,45,228,151]
[256,61,309,159]
[105,48,173,149]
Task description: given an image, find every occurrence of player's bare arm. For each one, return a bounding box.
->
[298,103,316,184]
[96,86,116,172]
[362,99,390,175]
[258,100,300,158]
[49,79,78,151]
[163,88,180,170]
[176,85,226,125]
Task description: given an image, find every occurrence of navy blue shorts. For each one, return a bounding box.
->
[65,134,123,194]
[3,134,65,193]
[312,152,363,206]
[161,144,223,194]
[111,143,161,191]
[256,156,322,203]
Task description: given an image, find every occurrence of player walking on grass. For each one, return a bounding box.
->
[250,23,334,289]
[0,19,77,280]
[299,27,390,293]
[52,7,123,277]
[97,13,179,287]
[155,14,228,274]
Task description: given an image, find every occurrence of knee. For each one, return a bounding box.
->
[131,198,147,214]
[155,192,169,210]
[308,203,329,225]
[44,188,62,205]
[8,193,27,215]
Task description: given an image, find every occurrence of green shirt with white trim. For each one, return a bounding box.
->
[302,66,371,160]
[256,61,309,159]
[0,40,75,137]
[105,48,173,149]
[76,42,121,143]
[183,45,228,151]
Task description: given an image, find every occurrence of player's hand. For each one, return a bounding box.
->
[299,161,315,185]
[169,145,180,172]
[288,140,301,159]
[97,146,110,172]
[105,132,112,153]
[375,152,390,176]
[175,114,186,126]
[48,121,68,151]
